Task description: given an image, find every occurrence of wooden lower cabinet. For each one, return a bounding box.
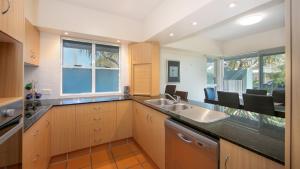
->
[133,102,168,169]
[23,112,51,169]
[220,139,284,169]
[50,105,76,156]
[114,101,133,140]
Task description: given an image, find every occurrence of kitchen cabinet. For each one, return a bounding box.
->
[115,101,133,140]
[23,112,51,169]
[129,42,160,96]
[70,104,93,151]
[90,102,116,146]
[50,105,76,156]
[220,139,284,169]
[133,102,168,169]
[24,19,40,66]
[0,0,25,43]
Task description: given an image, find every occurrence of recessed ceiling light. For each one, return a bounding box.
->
[237,14,265,26]
[229,2,237,8]
[169,33,174,37]
[64,32,69,35]
[192,22,198,26]
[116,40,121,43]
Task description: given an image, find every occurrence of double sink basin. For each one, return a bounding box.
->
[145,98,229,123]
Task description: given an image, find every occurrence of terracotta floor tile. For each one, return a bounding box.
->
[128,142,140,153]
[111,144,132,157]
[48,162,67,169]
[128,164,144,169]
[133,152,147,164]
[50,154,68,164]
[67,154,91,169]
[115,153,140,169]
[92,149,113,164]
[142,162,158,169]
[92,144,110,153]
[68,148,90,159]
[93,160,117,169]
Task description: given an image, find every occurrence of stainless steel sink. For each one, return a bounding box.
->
[162,103,192,111]
[144,98,229,123]
[145,98,174,106]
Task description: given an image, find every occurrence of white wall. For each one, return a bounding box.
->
[160,48,207,102]
[222,27,285,56]
[24,32,130,99]
[164,34,223,56]
[35,0,143,42]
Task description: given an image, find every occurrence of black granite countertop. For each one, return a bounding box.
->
[24,95,284,164]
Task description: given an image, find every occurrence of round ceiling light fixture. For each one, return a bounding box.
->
[169,33,174,37]
[229,2,237,8]
[237,13,265,26]
[64,32,69,35]
[192,21,198,26]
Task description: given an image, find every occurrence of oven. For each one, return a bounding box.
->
[0,101,23,169]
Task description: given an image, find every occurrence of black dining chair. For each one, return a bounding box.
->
[272,89,285,106]
[246,89,267,96]
[217,91,241,109]
[204,88,218,104]
[175,91,188,101]
[165,85,176,96]
[243,94,275,116]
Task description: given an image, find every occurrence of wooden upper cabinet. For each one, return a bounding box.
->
[220,139,284,169]
[0,0,25,43]
[24,19,40,66]
[129,42,160,96]
[131,43,152,64]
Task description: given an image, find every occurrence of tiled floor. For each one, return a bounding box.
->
[48,139,159,169]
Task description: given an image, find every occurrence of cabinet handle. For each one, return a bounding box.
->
[46,120,50,127]
[224,155,230,169]
[149,116,153,123]
[146,114,149,121]
[32,130,39,136]
[177,133,192,144]
[94,128,101,132]
[2,0,11,15]
[93,117,101,121]
[32,154,40,162]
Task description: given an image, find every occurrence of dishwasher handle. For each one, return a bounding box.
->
[177,133,193,143]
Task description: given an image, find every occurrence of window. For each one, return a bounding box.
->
[222,47,285,94]
[62,39,120,94]
[206,58,217,86]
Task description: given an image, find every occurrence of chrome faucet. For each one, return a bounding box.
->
[164,93,181,103]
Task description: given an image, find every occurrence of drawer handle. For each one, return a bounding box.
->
[32,154,40,162]
[94,128,101,132]
[32,130,39,136]
[93,117,101,121]
[177,133,192,144]
[225,155,230,169]
[2,0,11,15]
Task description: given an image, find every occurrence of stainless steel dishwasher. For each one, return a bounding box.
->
[165,119,219,169]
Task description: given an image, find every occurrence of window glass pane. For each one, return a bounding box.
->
[224,57,259,94]
[207,58,217,86]
[95,69,119,92]
[63,40,92,67]
[62,68,92,93]
[95,44,119,68]
[262,54,285,92]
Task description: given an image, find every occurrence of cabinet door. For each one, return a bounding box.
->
[220,139,284,169]
[90,102,116,146]
[115,101,133,140]
[0,0,25,42]
[149,109,168,169]
[132,64,152,95]
[51,106,76,156]
[23,123,40,169]
[39,113,51,169]
[71,104,93,151]
[131,43,152,64]
[24,19,40,65]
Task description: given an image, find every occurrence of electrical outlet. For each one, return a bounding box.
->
[41,89,52,95]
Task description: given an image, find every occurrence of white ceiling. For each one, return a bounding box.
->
[58,0,164,20]
[200,2,284,41]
